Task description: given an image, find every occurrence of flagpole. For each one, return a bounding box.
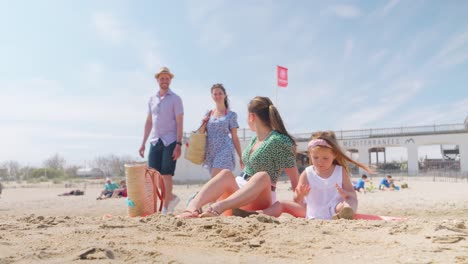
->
[275,85,278,107]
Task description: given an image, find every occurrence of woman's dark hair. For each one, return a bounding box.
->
[248,96,296,148]
[211,83,229,109]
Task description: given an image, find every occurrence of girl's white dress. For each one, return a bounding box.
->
[304,165,343,220]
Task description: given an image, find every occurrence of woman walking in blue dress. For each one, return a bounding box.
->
[200,83,243,177]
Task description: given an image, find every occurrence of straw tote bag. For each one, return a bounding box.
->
[125,163,165,217]
[185,111,212,165]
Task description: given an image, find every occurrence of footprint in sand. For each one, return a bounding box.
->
[77,247,115,260]
[432,235,465,244]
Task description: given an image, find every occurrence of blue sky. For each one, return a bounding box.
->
[1,0,467,166]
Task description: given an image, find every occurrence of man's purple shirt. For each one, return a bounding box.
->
[148,89,184,146]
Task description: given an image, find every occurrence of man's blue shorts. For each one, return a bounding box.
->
[148,139,177,176]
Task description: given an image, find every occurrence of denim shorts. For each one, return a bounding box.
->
[148,139,177,176]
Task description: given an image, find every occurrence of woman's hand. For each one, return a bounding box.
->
[240,159,245,170]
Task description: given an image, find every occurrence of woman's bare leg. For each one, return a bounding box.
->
[260,200,306,218]
[211,168,232,215]
[210,172,272,214]
[210,168,223,178]
[182,169,238,214]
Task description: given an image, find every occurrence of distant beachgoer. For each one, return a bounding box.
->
[354,174,368,193]
[0,181,3,198]
[58,190,85,196]
[96,178,119,200]
[388,176,401,190]
[379,175,393,191]
[139,67,183,214]
[177,96,299,218]
[111,180,127,198]
[234,131,373,220]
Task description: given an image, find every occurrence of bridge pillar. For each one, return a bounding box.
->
[460,142,468,173]
[407,145,419,175]
[357,147,370,175]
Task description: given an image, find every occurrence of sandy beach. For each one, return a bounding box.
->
[0,179,467,264]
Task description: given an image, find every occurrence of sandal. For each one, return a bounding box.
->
[176,209,202,218]
[200,206,221,218]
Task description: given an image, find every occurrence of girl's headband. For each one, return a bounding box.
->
[308,138,331,149]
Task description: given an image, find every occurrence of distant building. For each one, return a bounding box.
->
[77,168,103,178]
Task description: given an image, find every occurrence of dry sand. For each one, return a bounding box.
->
[0,179,467,264]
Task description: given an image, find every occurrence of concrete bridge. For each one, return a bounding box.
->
[176,117,468,181]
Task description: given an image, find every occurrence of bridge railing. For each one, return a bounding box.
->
[183,123,467,142]
[330,123,466,140]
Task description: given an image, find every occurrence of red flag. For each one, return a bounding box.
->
[277,65,288,88]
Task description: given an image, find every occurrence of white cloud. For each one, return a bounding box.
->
[435,31,468,69]
[186,0,226,24]
[0,78,147,125]
[92,12,124,43]
[197,21,234,51]
[369,50,387,65]
[440,51,468,68]
[382,0,400,16]
[394,98,468,126]
[337,79,424,129]
[324,4,362,19]
[438,31,468,58]
[0,122,142,166]
[343,38,354,61]
[185,1,277,52]
[185,1,234,51]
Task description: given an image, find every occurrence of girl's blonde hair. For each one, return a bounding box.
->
[309,131,373,175]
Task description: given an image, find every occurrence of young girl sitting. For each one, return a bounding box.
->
[235,131,372,220]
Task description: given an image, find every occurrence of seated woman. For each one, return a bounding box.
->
[111,180,127,198]
[96,178,120,200]
[177,96,299,218]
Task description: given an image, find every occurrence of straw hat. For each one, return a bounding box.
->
[155,67,174,79]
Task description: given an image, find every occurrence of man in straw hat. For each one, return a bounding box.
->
[139,67,183,214]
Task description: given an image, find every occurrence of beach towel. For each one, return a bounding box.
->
[354,213,406,221]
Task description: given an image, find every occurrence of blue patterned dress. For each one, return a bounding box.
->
[203,111,239,173]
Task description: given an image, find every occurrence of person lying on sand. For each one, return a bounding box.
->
[58,190,85,196]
